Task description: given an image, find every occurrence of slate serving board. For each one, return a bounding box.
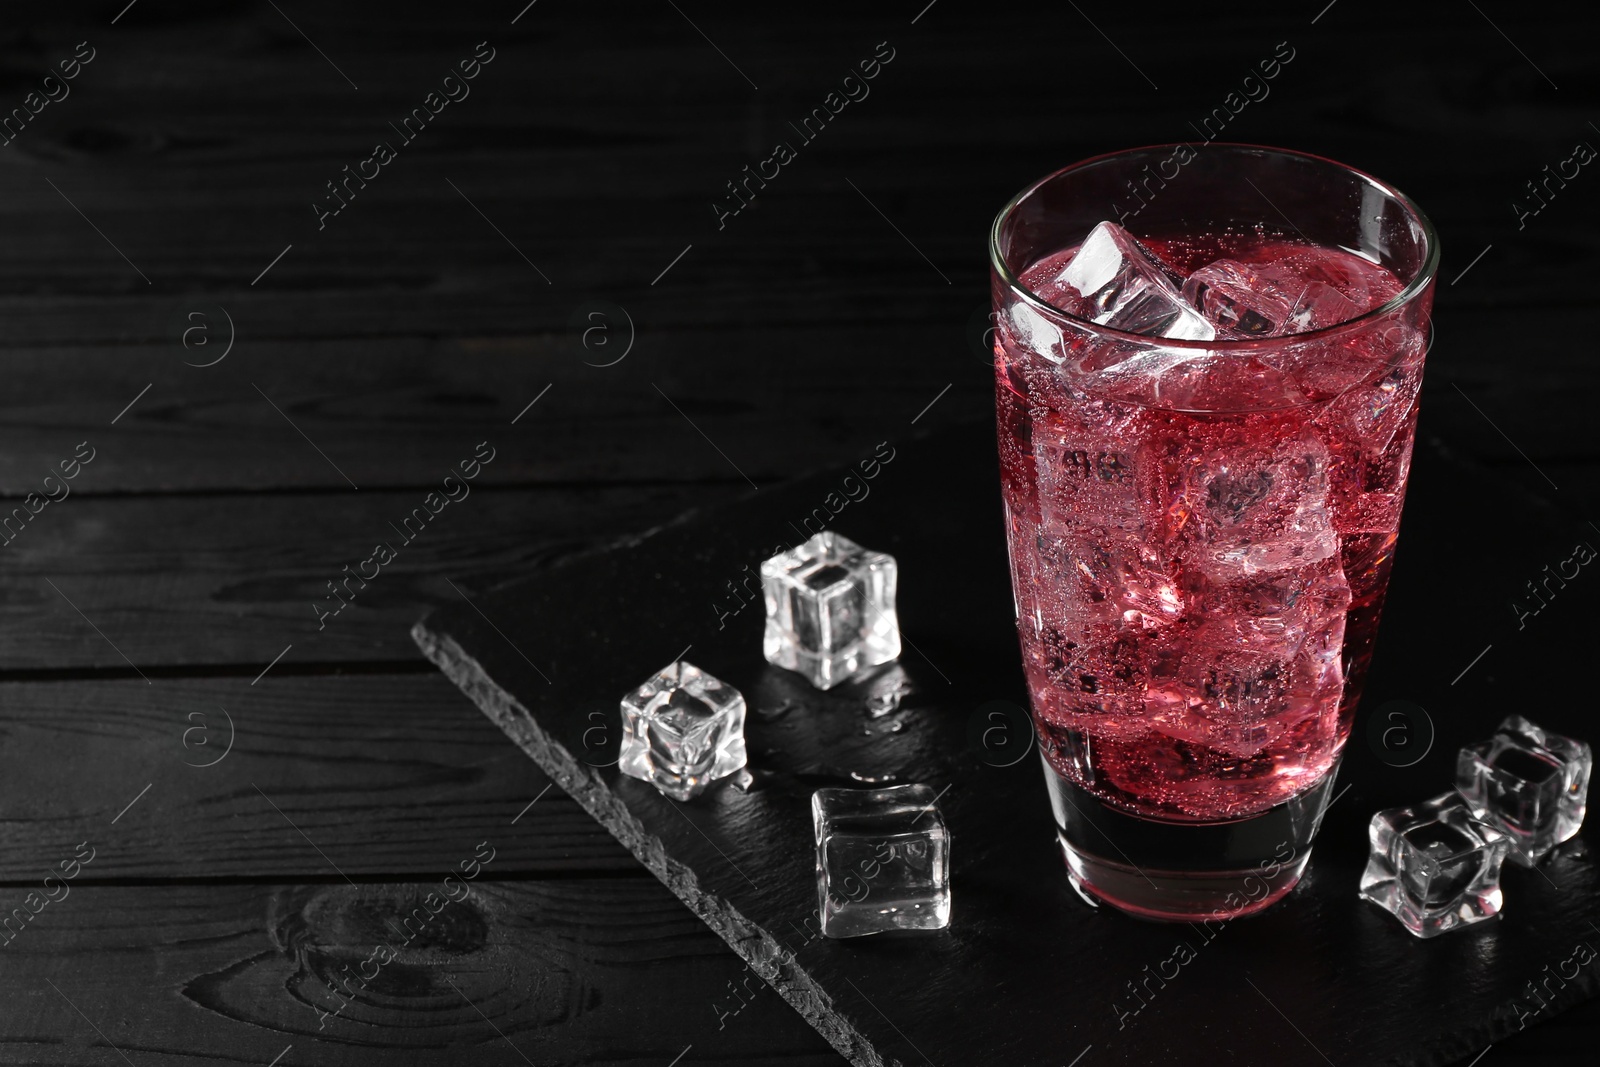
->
[414,418,1600,1067]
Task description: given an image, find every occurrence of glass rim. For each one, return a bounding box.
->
[988,142,1441,351]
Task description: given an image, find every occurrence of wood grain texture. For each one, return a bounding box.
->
[0,303,1594,500]
[0,3,1591,337]
[0,482,735,669]
[0,327,982,494]
[0,673,641,881]
[0,877,840,1065]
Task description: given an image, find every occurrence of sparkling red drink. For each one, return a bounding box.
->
[990,146,1437,920]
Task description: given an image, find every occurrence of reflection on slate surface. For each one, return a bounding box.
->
[416,419,1598,1067]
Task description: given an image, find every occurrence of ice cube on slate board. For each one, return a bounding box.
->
[1358,791,1510,938]
[1045,221,1215,340]
[812,784,950,938]
[618,661,747,801]
[761,532,900,690]
[1457,715,1592,867]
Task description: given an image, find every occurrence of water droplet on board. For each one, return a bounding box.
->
[865,679,914,719]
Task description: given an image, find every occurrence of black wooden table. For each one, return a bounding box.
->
[1,3,1595,1064]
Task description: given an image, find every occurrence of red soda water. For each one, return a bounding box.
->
[997,232,1421,822]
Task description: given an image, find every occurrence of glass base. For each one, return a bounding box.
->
[1041,754,1339,921]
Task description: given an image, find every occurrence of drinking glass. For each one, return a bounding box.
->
[989,144,1438,920]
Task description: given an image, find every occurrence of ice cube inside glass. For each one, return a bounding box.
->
[618,661,747,801]
[1457,714,1591,866]
[762,532,900,690]
[1358,791,1510,938]
[812,784,950,938]
[1182,257,1366,338]
[1049,219,1214,340]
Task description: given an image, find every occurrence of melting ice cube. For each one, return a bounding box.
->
[762,532,900,690]
[1047,222,1215,341]
[1457,715,1591,866]
[618,661,748,801]
[812,783,950,938]
[1183,256,1366,339]
[1358,791,1510,938]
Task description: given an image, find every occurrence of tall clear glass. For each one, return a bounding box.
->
[989,144,1438,920]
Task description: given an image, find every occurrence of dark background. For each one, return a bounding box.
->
[0,1,1594,1063]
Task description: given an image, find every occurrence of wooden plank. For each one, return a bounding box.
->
[0,673,640,881]
[0,878,842,1066]
[0,177,1589,344]
[0,308,1595,498]
[0,482,737,669]
[0,190,1586,346]
[0,324,982,494]
[0,10,1590,346]
[416,420,1600,1067]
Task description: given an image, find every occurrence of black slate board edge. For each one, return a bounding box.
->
[410,622,889,1067]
